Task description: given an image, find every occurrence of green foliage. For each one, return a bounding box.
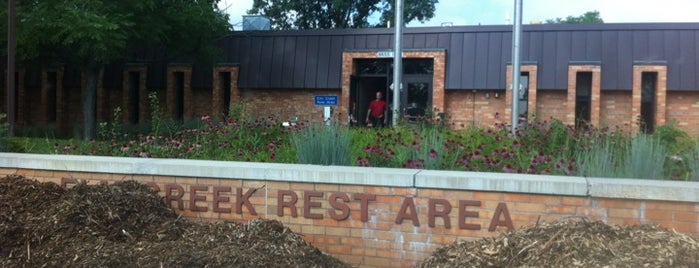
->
[148,91,162,137]
[292,124,352,166]
[689,144,699,181]
[248,0,437,29]
[576,139,619,178]
[545,10,604,24]
[653,120,694,154]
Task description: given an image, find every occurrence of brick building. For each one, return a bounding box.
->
[3,22,699,135]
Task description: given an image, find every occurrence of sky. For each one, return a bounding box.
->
[218,0,698,29]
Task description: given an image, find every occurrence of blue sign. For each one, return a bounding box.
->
[314,95,338,106]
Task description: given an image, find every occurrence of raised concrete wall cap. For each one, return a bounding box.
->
[0,153,416,187]
[588,177,699,202]
[415,170,589,196]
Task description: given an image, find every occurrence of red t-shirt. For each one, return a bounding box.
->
[368,99,386,118]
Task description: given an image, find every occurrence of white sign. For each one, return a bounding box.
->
[377,51,394,58]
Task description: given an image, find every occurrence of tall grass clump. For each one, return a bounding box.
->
[688,144,699,181]
[619,134,667,179]
[292,124,351,166]
[575,138,620,178]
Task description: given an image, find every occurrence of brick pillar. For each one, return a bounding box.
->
[567,64,601,127]
[41,67,63,125]
[166,64,192,120]
[95,67,106,123]
[632,64,667,134]
[55,69,67,134]
[506,64,538,124]
[431,52,447,117]
[212,65,240,118]
[15,68,26,126]
[123,65,148,124]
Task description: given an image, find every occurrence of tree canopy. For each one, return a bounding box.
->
[545,10,604,24]
[3,0,231,139]
[247,0,438,29]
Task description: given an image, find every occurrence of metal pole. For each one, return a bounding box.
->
[510,0,522,133]
[7,0,16,136]
[392,0,403,127]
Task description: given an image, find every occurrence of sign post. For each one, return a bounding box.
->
[314,95,338,125]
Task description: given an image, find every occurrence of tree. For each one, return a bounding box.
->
[5,0,231,139]
[545,10,604,24]
[247,0,438,29]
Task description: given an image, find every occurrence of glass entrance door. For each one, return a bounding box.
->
[402,75,432,122]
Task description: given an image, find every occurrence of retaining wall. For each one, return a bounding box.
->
[1,153,698,268]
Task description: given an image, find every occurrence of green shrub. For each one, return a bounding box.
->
[620,134,666,180]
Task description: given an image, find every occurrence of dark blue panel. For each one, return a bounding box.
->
[617,31,633,90]
[292,37,308,88]
[527,31,543,63]
[328,35,344,88]
[447,33,463,89]
[378,34,392,49]
[242,37,259,88]
[633,31,649,61]
[571,31,586,60]
[486,32,503,89]
[437,33,450,49]
[474,32,489,88]
[269,37,286,88]
[678,31,696,89]
[664,31,680,89]
[586,31,602,60]
[540,32,557,89]
[343,35,354,50]
[316,36,332,88]
[403,34,415,49]
[304,36,320,88]
[500,32,512,89]
[366,35,379,49]
[555,31,572,89]
[280,36,296,87]
[354,35,367,49]
[425,33,439,48]
[648,31,664,61]
[413,34,427,48]
[259,37,275,88]
[461,33,477,89]
[601,31,619,90]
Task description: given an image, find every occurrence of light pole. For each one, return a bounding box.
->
[7,0,16,136]
[511,0,523,134]
[392,0,403,127]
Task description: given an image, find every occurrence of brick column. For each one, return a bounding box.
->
[505,64,538,124]
[567,64,601,126]
[15,68,26,126]
[123,64,148,124]
[166,64,192,119]
[632,64,667,134]
[212,64,240,117]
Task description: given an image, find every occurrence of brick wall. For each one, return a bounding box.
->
[667,91,699,136]
[535,90,569,123]
[444,91,508,129]
[239,88,341,123]
[3,159,698,268]
[600,91,634,131]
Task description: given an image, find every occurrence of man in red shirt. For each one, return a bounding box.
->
[366,91,387,127]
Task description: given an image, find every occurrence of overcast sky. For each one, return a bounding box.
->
[219,0,698,29]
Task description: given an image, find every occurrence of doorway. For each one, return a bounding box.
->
[349,58,433,126]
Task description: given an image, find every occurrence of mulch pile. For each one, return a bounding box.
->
[416,217,699,268]
[0,175,351,268]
